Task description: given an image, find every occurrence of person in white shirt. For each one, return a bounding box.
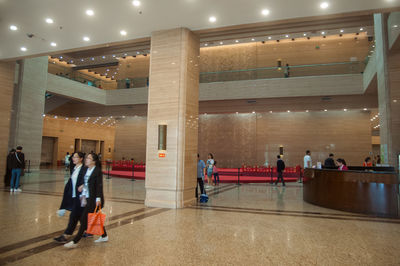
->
[54,152,87,243]
[65,152,70,171]
[206,153,215,186]
[301,150,312,183]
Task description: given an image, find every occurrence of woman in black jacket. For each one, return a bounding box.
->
[64,153,107,248]
[54,152,87,243]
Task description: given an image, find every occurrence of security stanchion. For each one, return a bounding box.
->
[26,160,31,173]
[131,164,135,182]
[106,160,111,180]
[237,168,241,186]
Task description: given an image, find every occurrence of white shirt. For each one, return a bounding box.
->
[82,166,96,198]
[70,164,82,198]
[207,159,214,169]
[304,155,312,168]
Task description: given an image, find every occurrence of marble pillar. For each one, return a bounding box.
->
[8,57,48,170]
[145,28,200,208]
[0,62,16,182]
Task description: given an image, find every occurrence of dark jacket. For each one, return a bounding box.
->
[77,166,105,209]
[10,151,25,169]
[277,159,285,172]
[60,165,88,211]
[324,158,336,168]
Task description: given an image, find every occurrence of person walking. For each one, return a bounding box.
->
[10,146,25,192]
[54,152,87,243]
[275,155,286,186]
[206,153,214,186]
[64,153,107,248]
[284,64,290,78]
[213,161,220,186]
[4,149,15,188]
[196,154,206,199]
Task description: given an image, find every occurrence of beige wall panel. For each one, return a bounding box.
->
[42,117,115,162]
[0,62,15,180]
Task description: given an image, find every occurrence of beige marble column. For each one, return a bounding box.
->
[145,28,200,208]
[0,62,16,182]
[8,57,48,170]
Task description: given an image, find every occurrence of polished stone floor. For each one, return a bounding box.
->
[1,169,399,265]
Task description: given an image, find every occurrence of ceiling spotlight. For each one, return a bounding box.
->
[320,2,329,9]
[10,25,18,31]
[50,42,57,47]
[45,18,54,24]
[20,47,27,52]
[86,9,94,16]
[132,0,141,7]
[261,9,270,16]
[120,30,127,36]
[209,16,217,23]
[83,36,90,42]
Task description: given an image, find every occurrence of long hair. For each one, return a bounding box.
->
[73,152,85,162]
[89,153,102,168]
[208,153,214,159]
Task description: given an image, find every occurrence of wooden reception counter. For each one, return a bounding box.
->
[303,168,399,217]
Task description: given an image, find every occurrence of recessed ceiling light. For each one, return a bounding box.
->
[132,0,141,7]
[10,25,18,31]
[50,42,57,47]
[320,2,329,9]
[209,16,217,23]
[83,36,90,42]
[20,47,27,52]
[86,9,94,16]
[261,9,270,16]
[45,18,54,24]
[120,30,127,36]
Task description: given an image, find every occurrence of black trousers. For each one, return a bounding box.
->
[64,198,84,235]
[275,171,285,185]
[73,202,107,243]
[195,178,205,198]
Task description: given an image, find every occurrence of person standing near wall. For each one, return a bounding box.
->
[196,154,206,198]
[4,149,16,188]
[10,146,25,192]
[324,153,336,168]
[284,64,290,78]
[213,161,220,186]
[206,153,214,186]
[275,155,286,186]
[65,152,70,171]
[301,150,312,183]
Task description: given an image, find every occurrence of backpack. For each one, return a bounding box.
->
[200,194,208,203]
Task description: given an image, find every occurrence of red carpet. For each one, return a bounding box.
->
[103,168,300,183]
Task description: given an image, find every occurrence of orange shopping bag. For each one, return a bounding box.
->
[87,204,106,236]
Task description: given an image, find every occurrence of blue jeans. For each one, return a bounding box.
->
[11,169,22,189]
[214,173,220,185]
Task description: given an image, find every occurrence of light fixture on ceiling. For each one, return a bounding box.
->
[83,36,90,42]
[261,9,270,16]
[120,30,127,36]
[86,9,94,16]
[209,16,217,23]
[10,25,18,31]
[320,2,329,9]
[50,42,57,47]
[45,18,54,24]
[20,47,27,52]
[132,0,141,7]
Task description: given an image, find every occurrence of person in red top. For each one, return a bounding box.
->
[336,158,348,171]
[363,157,372,167]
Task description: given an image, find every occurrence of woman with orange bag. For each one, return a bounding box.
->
[64,153,107,248]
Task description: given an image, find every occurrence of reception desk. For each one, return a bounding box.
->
[303,168,399,217]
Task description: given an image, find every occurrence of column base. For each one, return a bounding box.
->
[145,186,197,209]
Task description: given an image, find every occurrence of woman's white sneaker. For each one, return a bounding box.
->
[64,241,78,248]
[94,236,108,243]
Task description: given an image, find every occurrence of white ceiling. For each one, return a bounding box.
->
[0,0,399,60]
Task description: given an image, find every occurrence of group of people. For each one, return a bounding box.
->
[55,151,108,248]
[196,153,220,198]
[4,146,25,192]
